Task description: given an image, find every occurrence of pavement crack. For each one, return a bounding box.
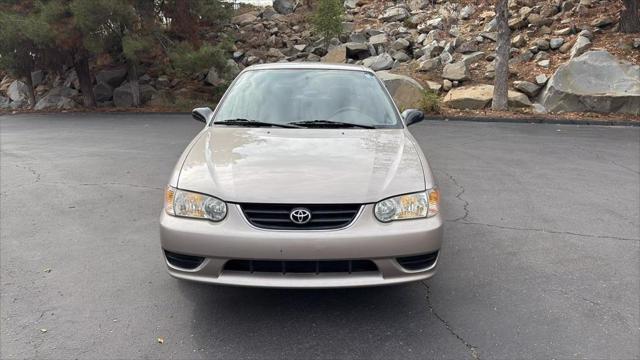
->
[448,220,640,243]
[44,181,162,191]
[0,164,42,196]
[440,170,470,222]
[421,282,480,360]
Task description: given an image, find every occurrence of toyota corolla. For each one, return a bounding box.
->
[160,63,443,288]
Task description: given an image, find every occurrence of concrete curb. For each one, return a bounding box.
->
[2,111,639,127]
[425,115,640,127]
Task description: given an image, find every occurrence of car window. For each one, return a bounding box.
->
[212,69,402,128]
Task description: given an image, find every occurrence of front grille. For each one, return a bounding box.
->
[164,250,205,270]
[396,251,439,271]
[223,259,378,274]
[239,203,361,230]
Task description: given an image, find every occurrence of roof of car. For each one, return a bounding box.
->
[242,62,373,73]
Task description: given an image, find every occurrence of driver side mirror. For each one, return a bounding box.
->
[402,109,424,126]
[192,107,213,124]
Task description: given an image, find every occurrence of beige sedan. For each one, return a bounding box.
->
[160,63,443,288]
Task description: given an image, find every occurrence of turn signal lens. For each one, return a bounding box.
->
[165,186,175,215]
[427,188,440,218]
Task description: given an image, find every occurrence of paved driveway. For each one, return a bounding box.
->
[1,113,638,359]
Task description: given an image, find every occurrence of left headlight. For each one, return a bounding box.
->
[164,186,227,221]
[374,189,440,222]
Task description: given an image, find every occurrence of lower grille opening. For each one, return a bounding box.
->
[223,259,377,274]
[164,250,205,270]
[396,251,439,271]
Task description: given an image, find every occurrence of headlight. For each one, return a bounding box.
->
[164,186,227,221]
[374,189,440,222]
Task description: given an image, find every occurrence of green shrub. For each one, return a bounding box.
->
[420,90,440,114]
[312,0,344,43]
[168,42,229,78]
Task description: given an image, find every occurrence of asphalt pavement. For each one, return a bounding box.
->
[1,113,638,359]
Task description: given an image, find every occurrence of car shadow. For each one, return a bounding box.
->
[178,279,461,358]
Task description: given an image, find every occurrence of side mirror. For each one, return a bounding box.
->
[402,109,424,126]
[192,107,213,124]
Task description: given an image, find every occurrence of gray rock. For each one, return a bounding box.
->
[591,16,614,28]
[633,38,640,49]
[456,40,479,54]
[459,5,475,20]
[375,71,425,109]
[392,51,411,62]
[391,38,410,51]
[461,51,485,66]
[442,62,470,81]
[48,86,78,98]
[418,57,441,71]
[113,84,138,107]
[273,0,295,14]
[0,95,10,109]
[537,59,551,68]
[512,34,526,48]
[63,70,79,89]
[443,79,453,91]
[380,6,409,22]
[533,39,550,51]
[535,74,549,86]
[93,82,113,102]
[368,33,389,47]
[31,70,45,88]
[570,35,591,59]
[549,38,565,49]
[345,42,371,60]
[140,85,157,104]
[344,0,358,9]
[439,51,453,65]
[205,67,224,86]
[513,80,541,97]
[10,99,27,109]
[8,80,31,102]
[422,41,444,58]
[443,84,531,109]
[480,32,498,42]
[484,18,497,32]
[578,29,593,41]
[349,32,367,43]
[34,94,77,110]
[96,68,127,88]
[363,53,393,71]
[532,103,547,114]
[538,51,640,115]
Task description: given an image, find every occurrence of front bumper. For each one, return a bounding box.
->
[159,204,444,288]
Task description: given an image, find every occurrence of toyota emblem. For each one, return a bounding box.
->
[290,208,312,224]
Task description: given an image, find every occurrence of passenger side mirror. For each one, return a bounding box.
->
[402,109,424,126]
[192,107,213,124]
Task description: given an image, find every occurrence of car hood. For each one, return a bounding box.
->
[178,127,427,204]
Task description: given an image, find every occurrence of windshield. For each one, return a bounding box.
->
[212,69,402,128]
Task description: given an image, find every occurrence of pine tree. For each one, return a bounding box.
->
[492,0,510,110]
[620,0,639,33]
[312,0,344,44]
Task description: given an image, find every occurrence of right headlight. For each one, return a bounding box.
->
[164,186,227,221]
[374,189,440,222]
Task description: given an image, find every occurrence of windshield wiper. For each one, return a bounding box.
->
[288,120,376,129]
[214,118,301,128]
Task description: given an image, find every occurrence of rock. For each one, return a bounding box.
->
[321,45,347,63]
[634,38,640,49]
[0,95,10,109]
[535,74,548,86]
[273,0,295,14]
[527,13,552,27]
[31,70,45,88]
[459,5,475,20]
[555,27,573,36]
[442,62,470,81]
[443,84,532,109]
[443,79,453,91]
[380,6,410,22]
[425,18,444,30]
[559,41,573,54]
[532,103,547,114]
[205,66,224,86]
[156,75,170,89]
[363,53,394,71]
[549,38,565,50]
[391,38,410,51]
[261,6,277,19]
[538,51,640,115]
[368,34,389,47]
[484,18,497,32]
[10,99,27,110]
[7,80,29,102]
[63,70,79,89]
[540,4,559,17]
[537,59,551,68]
[139,85,157,104]
[232,12,257,26]
[93,82,113,102]
[344,0,358,9]
[456,40,479,54]
[34,94,77,110]
[96,68,127,88]
[113,84,138,107]
[439,51,453,65]
[570,35,591,58]
[48,86,78,97]
[422,41,444,58]
[376,71,425,109]
[512,34,526,48]
[425,80,442,93]
[392,51,411,62]
[514,80,541,97]
[533,39,550,51]
[480,32,498,42]
[591,16,614,28]
[418,57,441,71]
[509,16,528,30]
[461,51,485,66]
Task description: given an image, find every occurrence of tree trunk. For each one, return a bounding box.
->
[128,60,140,107]
[23,71,36,109]
[620,0,640,33]
[492,0,510,111]
[73,55,96,108]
